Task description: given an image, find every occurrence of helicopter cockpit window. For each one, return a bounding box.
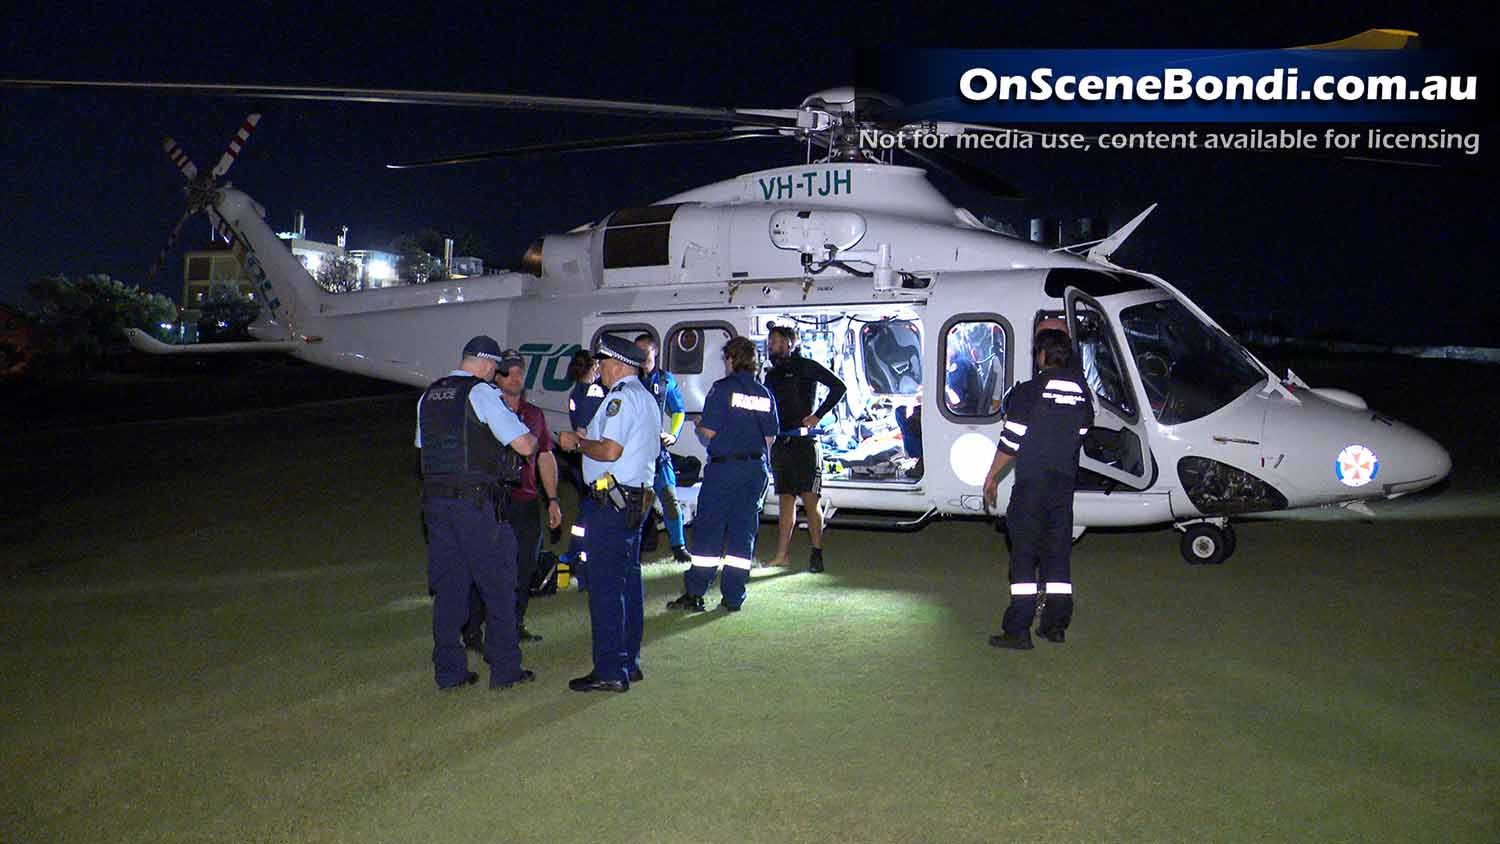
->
[1120,300,1266,425]
[942,319,1008,419]
[1071,300,1136,422]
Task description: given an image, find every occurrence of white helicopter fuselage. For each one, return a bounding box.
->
[211,161,1451,536]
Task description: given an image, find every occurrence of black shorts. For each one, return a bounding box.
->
[771,437,822,496]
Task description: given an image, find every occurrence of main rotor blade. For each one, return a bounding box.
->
[902,148,1025,200]
[387,129,787,169]
[0,79,806,128]
[1295,28,1420,50]
[149,207,195,281]
[162,137,199,181]
[211,113,261,178]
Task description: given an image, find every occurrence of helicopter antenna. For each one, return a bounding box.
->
[1086,204,1157,264]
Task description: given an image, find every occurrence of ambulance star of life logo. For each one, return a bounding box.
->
[1335,444,1380,488]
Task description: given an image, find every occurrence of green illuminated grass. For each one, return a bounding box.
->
[1,359,1497,842]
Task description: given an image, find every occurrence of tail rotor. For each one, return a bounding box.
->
[147,113,261,281]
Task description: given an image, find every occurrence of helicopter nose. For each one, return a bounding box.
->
[1402,426,1452,491]
[1365,419,1452,496]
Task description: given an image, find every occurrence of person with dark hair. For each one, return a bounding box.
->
[982,328,1094,650]
[763,323,845,572]
[894,386,924,478]
[667,337,778,612]
[560,349,604,582]
[634,333,693,564]
[415,335,538,691]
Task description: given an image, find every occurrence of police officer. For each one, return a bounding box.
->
[667,337,779,612]
[557,335,659,692]
[763,323,846,572]
[982,329,1094,650]
[560,349,604,585]
[416,335,538,690]
[462,348,563,648]
[634,333,693,563]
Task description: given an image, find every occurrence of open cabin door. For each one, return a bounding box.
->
[1064,287,1156,490]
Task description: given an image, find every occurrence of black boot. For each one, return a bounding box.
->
[808,547,825,573]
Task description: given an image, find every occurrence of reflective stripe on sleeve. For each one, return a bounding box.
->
[1045,582,1073,595]
[723,556,754,570]
[578,552,587,562]
[1004,420,1028,436]
[1078,428,1090,436]
[570,524,586,537]
[1010,582,1038,596]
[999,435,1021,451]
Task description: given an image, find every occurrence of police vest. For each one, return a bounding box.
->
[419,375,525,488]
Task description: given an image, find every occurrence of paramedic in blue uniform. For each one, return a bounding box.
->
[557,335,660,692]
[634,333,693,563]
[763,323,846,572]
[981,329,1094,650]
[416,335,538,690]
[667,337,779,612]
[561,350,605,580]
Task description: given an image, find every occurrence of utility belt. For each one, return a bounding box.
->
[709,453,765,464]
[586,473,655,529]
[422,480,512,521]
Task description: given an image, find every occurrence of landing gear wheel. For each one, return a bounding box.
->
[1221,523,1237,561]
[1180,523,1230,565]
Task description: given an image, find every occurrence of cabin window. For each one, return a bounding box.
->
[665,322,736,412]
[940,316,1010,421]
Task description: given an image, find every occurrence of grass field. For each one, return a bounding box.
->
[2,356,1497,843]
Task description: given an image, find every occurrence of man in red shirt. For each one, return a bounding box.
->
[464,349,564,647]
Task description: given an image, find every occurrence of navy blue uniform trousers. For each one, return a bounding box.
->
[581,496,644,683]
[423,496,523,687]
[1001,472,1075,635]
[685,461,768,607]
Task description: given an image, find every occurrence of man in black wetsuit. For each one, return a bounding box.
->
[762,323,846,573]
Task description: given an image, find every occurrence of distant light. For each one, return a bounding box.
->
[303,252,323,273]
[159,322,173,330]
[367,259,394,281]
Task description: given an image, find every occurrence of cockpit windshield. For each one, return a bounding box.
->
[1119,300,1266,425]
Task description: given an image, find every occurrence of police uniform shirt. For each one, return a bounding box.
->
[583,375,659,487]
[568,381,607,431]
[996,365,1094,479]
[699,372,779,458]
[414,370,531,448]
[764,351,846,430]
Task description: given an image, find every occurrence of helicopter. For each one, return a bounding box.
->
[3,38,1451,565]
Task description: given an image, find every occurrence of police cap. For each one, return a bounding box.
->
[462,335,503,362]
[595,334,648,366]
[497,347,526,375]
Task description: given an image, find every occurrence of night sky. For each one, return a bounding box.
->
[2,2,1493,344]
